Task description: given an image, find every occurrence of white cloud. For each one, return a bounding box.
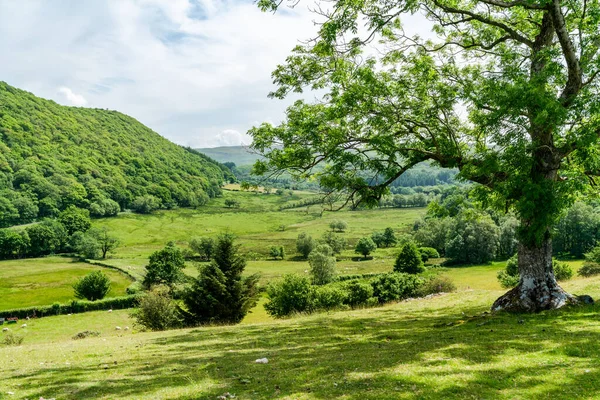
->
[0,1,432,148]
[208,129,252,147]
[58,87,88,106]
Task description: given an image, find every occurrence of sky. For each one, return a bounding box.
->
[0,0,430,148]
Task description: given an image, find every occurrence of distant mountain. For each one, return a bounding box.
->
[195,146,263,167]
[0,82,228,227]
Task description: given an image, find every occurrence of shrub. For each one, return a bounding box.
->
[553,260,574,281]
[578,262,600,277]
[189,237,215,261]
[73,270,111,301]
[70,231,101,259]
[344,280,375,307]
[418,276,456,296]
[418,247,440,262]
[2,332,24,346]
[329,220,348,232]
[313,285,347,310]
[224,198,241,208]
[143,242,186,288]
[372,227,397,248]
[58,206,92,235]
[321,231,347,255]
[355,237,377,259]
[133,288,182,331]
[296,232,316,258]
[394,243,425,274]
[269,246,285,260]
[181,233,260,325]
[264,274,314,318]
[309,244,337,285]
[126,282,143,295]
[497,255,519,288]
[72,331,101,340]
[130,195,161,214]
[370,273,423,304]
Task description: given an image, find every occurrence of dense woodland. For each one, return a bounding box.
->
[0,82,230,228]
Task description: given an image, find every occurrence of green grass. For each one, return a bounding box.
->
[0,257,133,310]
[2,276,600,399]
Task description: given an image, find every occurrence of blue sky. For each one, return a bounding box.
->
[0,0,430,148]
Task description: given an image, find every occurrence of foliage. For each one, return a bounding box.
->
[130,195,161,214]
[2,332,24,346]
[313,285,347,310]
[553,202,600,258]
[296,232,316,258]
[0,228,30,259]
[26,219,67,256]
[578,262,600,277]
[70,231,101,259]
[72,331,101,340]
[445,211,499,265]
[0,82,225,226]
[181,233,260,325]
[394,243,425,274]
[371,227,398,248]
[418,247,440,262]
[132,287,182,331]
[497,215,519,260]
[58,206,92,235]
[370,273,424,304]
[321,231,347,255]
[308,244,337,285]
[418,276,457,296]
[224,198,241,208]
[143,242,186,288]
[553,260,574,281]
[189,237,215,261]
[94,228,120,259]
[329,219,348,232]
[344,280,375,308]
[264,274,314,318]
[73,270,111,301]
[413,218,452,256]
[355,237,377,259]
[269,245,285,260]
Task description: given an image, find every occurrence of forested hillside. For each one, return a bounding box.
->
[0,82,227,227]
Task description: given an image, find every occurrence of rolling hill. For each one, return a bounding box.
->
[195,145,263,166]
[0,82,229,227]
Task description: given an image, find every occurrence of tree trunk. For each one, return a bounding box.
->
[492,236,577,312]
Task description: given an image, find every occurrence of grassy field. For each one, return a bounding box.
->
[0,257,133,310]
[2,275,600,399]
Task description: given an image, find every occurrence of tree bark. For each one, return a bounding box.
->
[492,236,577,312]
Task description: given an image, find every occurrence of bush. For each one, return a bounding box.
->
[131,195,161,214]
[578,262,600,277]
[394,243,425,274]
[189,237,215,261]
[355,237,377,259]
[0,295,141,319]
[372,227,397,248]
[553,260,573,281]
[309,244,337,285]
[126,282,143,295]
[2,332,24,346]
[133,288,182,331]
[329,220,348,232]
[72,330,101,340]
[269,246,285,260]
[143,242,186,288]
[418,247,440,262]
[73,270,111,301]
[264,274,314,318]
[313,285,347,310]
[224,198,241,208]
[58,206,92,235]
[370,273,423,304]
[344,280,375,307]
[418,276,456,296]
[497,255,519,288]
[181,233,260,325]
[70,231,101,259]
[321,231,347,255]
[296,232,316,258]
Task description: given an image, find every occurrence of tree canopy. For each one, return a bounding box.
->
[251,0,600,312]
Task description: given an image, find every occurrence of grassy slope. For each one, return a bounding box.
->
[2,276,600,399]
[0,257,132,310]
[195,145,263,166]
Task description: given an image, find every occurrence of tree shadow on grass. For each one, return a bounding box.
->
[8,302,600,399]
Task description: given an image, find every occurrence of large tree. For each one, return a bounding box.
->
[251,0,600,312]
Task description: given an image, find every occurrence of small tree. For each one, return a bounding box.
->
[58,206,92,235]
[355,237,377,259]
[93,228,119,259]
[394,243,425,274]
[190,237,215,261]
[70,231,101,259]
[73,270,111,301]
[130,195,161,214]
[296,232,316,258]
[224,198,241,208]
[269,246,282,260]
[143,242,185,289]
[329,220,348,232]
[382,228,398,248]
[309,244,337,285]
[181,233,260,324]
[132,287,181,331]
[321,231,347,255]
